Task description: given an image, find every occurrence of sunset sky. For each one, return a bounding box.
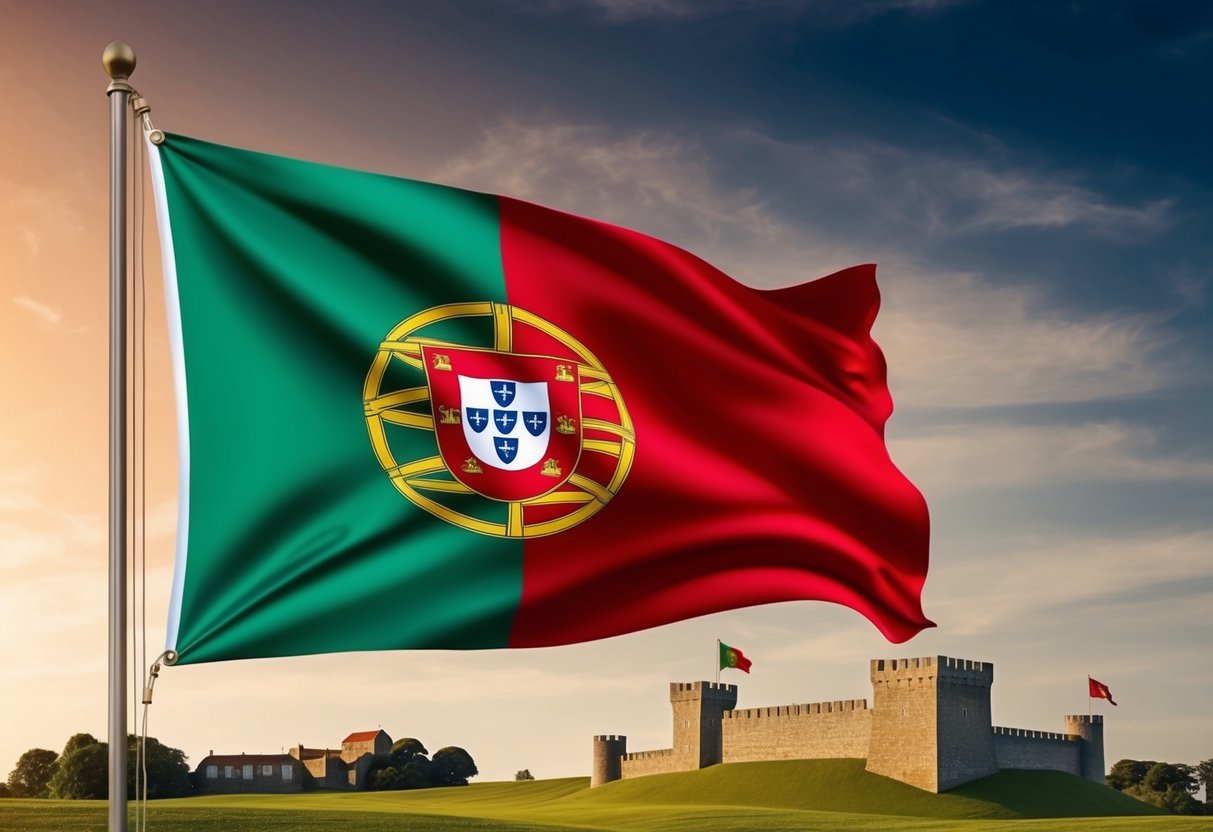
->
[2,0,1211,783]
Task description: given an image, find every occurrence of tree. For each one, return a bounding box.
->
[6,749,59,798]
[390,737,428,763]
[0,781,11,798]
[429,747,478,786]
[62,734,99,758]
[49,742,108,799]
[515,769,535,781]
[1196,759,1213,808]
[1123,762,1203,816]
[127,735,192,799]
[1108,759,1157,791]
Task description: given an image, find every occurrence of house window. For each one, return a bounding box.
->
[224,766,233,779]
[281,764,293,780]
[261,765,274,776]
[206,765,217,779]
[243,764,253,780]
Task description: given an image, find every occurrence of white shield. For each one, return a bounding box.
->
[458,376,551,471]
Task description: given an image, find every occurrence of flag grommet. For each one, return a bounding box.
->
[364,301,635,538]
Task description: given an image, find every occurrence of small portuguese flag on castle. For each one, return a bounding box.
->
[147,133,932,665]
[720,642,753,674]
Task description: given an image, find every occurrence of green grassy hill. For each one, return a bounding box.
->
[574,759,1165,819]
[0,760,1198,832]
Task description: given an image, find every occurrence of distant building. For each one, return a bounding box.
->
[592,655,1105,793]
[195,729,392,793]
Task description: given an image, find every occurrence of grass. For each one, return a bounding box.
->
[1,761,1207,832]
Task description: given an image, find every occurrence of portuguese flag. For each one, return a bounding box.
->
[720,642,753,674]
[147,133,932,665]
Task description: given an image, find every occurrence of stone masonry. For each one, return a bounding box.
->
[591,655,1106,793]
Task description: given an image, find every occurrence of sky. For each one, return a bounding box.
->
[1,0,1211,785]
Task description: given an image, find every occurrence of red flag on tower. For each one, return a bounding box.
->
[1088,677,1117,706]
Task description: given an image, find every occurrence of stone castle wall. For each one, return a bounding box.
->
[722,700,870,763]
[993,727,1081,775]
[620,748,679,779]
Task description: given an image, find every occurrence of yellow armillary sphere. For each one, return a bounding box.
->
[363,301,635,538]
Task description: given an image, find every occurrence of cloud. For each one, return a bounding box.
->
[439,120,1194,410]
[875,269,1193,408]
[520,0,965,24]
[893,420,1213,494]
[927,530,1213,637]
[743,131,1173,238]
[435,121,784,251]
[12,296,63,326]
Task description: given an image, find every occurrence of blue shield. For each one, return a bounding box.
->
[491,381,516,407]
[494,437,518,464]
[522,411,547,437]
[493,410,517,434]
[465,408,490,434]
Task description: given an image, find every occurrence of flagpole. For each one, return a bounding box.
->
[103,41,134,832]
[716,639,720,684]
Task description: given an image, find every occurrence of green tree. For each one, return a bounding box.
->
[389,738,428,764]
[62,734,100,758]
[400,758,432,789]
[6,749,59,798]
[515,769,535,781]
[49,742,108,799]
[0,781,12,798]
[1108,759,1157,791]
[429,747,478,786]
[1196,759,1213,808]
[127,735,192,799]
[369,765,404,790]
[1123,762,1203,815]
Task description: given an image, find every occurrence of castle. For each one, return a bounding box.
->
[591,655,1105,793]
[194,729,391,793]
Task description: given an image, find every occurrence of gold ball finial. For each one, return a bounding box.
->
[102,41,136,81]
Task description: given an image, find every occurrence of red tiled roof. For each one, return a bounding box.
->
[342,730,385,744]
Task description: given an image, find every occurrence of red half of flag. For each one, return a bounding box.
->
[1089,677,1117,706]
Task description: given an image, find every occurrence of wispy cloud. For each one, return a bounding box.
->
[744,132,1173,237]
[876,270,1193,408]
[520,0,965,24]
[895,420,1213,493]
[12,295,63,326]
[440,120,1195,411]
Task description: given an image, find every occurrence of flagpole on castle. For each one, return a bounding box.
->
[103,40,134,832]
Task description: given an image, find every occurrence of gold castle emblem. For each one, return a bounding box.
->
[432,354,452,371]
[437,405,461,425]
[554,364,575,382]
[540,458,562,478]
[461,457,483,474]
[556,414,577,435]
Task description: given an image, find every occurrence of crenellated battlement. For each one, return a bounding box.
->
[994,726,1077,742]
[623,748,674,761]
[1064,714,1103,725]
[870,655,992,688]
[593,735,626,742]
[669,681,738,703]
[725,699,869,719]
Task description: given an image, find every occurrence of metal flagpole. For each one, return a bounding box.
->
[103,40,135,832]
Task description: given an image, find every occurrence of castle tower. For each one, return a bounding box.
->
[1064,714,1105,784]
[670,682,738,769]
[866,656,997,792]
[590,735,627,787]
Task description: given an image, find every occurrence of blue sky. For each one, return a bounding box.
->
[1,0,1211,783]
